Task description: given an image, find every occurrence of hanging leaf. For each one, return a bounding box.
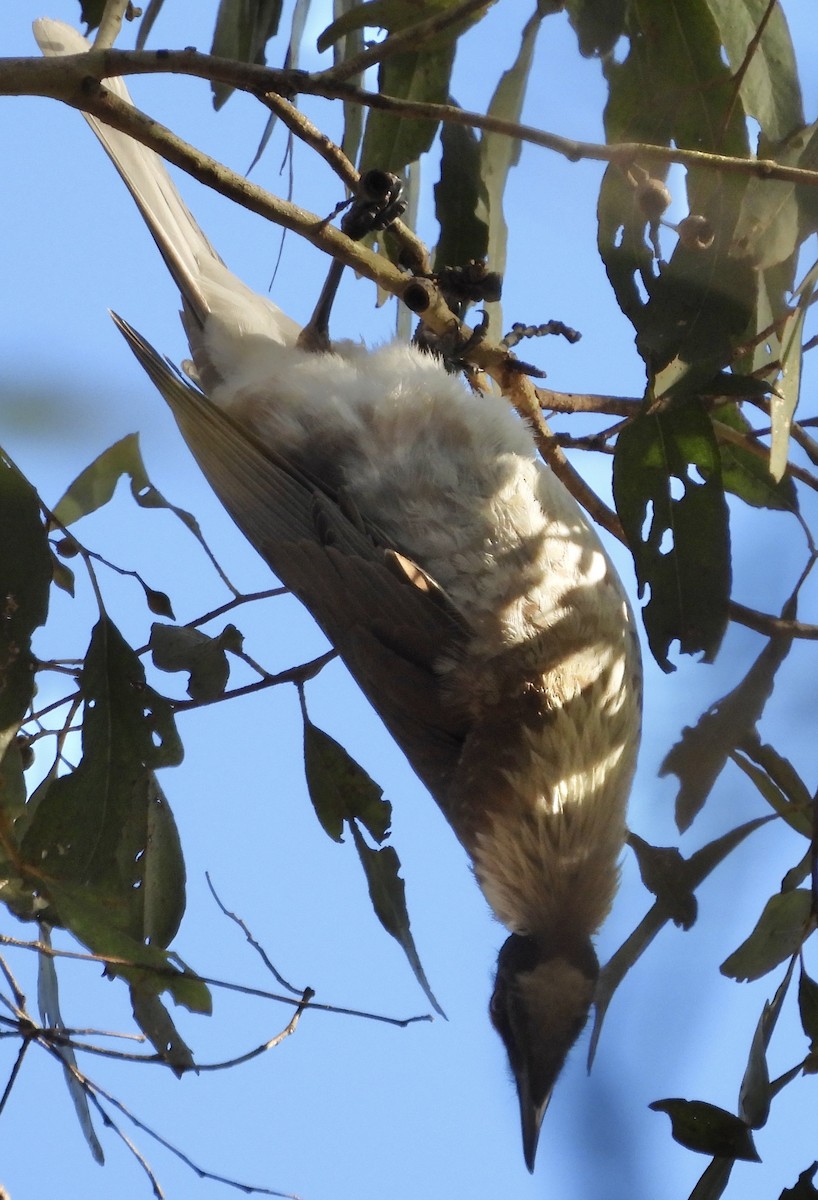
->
[613,400,730,671]
[301,707,439,1009]
[478,10,542,333]
[21,616,184,949]
[660,626,793,831]
[130,985,196,1074]
[798,967,818,1055]
[770,261,818,481]
[433,119,489,271]
[349,823,444,1016]
[721,890,812,982]
[37,926,105,1164]
[780,1164,818,1199]
[712,403,798,512]
[688,1156,736,1200]
[627,833,697,929]
[210,0,285,109]
[303,715,390,843]
[150,622,243,702]
[564,0,626,57]
[0,454,51,730]
[650,1098,760,1162]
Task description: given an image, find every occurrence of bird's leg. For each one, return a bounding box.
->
[297,170,406,353]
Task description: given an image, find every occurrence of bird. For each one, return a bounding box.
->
[36,18,642,1171]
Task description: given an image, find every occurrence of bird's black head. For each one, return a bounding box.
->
[489,932,599,1172]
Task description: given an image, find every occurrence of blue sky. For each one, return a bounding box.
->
[2,4,818,1199]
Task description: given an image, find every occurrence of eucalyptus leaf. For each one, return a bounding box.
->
[21,616,184,945]
[659,626,793,831]
[628,833,697,928]
[37,927,105,1164]
[210,0,285,109]
[0,453,51,761]
[150,622,242,702]
[303,715,391,843]
[650,1098,760,1162]
[131,986,196,1074]
[350,823,444,1016]
[613,400,730,671]
[780,1164,818,1199]
[721,890,812,982]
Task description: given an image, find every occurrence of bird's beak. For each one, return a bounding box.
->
[518,1070,552,1173]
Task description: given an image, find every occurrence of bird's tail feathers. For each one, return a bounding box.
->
[33,19,299,359]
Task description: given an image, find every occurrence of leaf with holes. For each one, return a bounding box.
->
[21,616,184,945]
[613,399,730,671]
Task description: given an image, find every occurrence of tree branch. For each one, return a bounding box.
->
[5,48,818,188]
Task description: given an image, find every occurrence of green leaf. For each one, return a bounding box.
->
[51,431,219,567]
[739,959,794,1129]
[721,890,812,982]
[688,1156,736,1200]
[613,400,730,671]
[360,47,455,175]
[142,775,187,950]
[331,0,365,168]
[598,0,756,384]
[37,926,105,1164]
[331,1,491,174]
[21,617,184,945]
[650,1098,760,1161]
[349,823,444,1016]
[433,119,489,271]
[130,985,196,1074]
[150,623,242,703]
[780,1164,818,1199]
[210,0,285,109]
[770,261,818,481]
[659,628,793,831]
[0,453,52,896]
[0,453,51,757]
[300,708,440,1009]
[564,0,626,57]
[627,833,697,928]
[41,880,210,1013]
[704,0,803,143]
[318,0,469,47]
[712,403,798,511]
[303,716,391,844]
[731,738,812,837]
[78,0,106,31]
[733,124,818,271]
[478,11,541,329]
[798,968,818,1054]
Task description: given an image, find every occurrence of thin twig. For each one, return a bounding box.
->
[197,987,314,1072]
[171,648,337,711]
[206,873,301,994]
[8,50,818,188]
[55,1054,302,1198]
[0,935,433,1027]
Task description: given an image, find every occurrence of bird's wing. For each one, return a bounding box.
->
[113,317,468,800]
